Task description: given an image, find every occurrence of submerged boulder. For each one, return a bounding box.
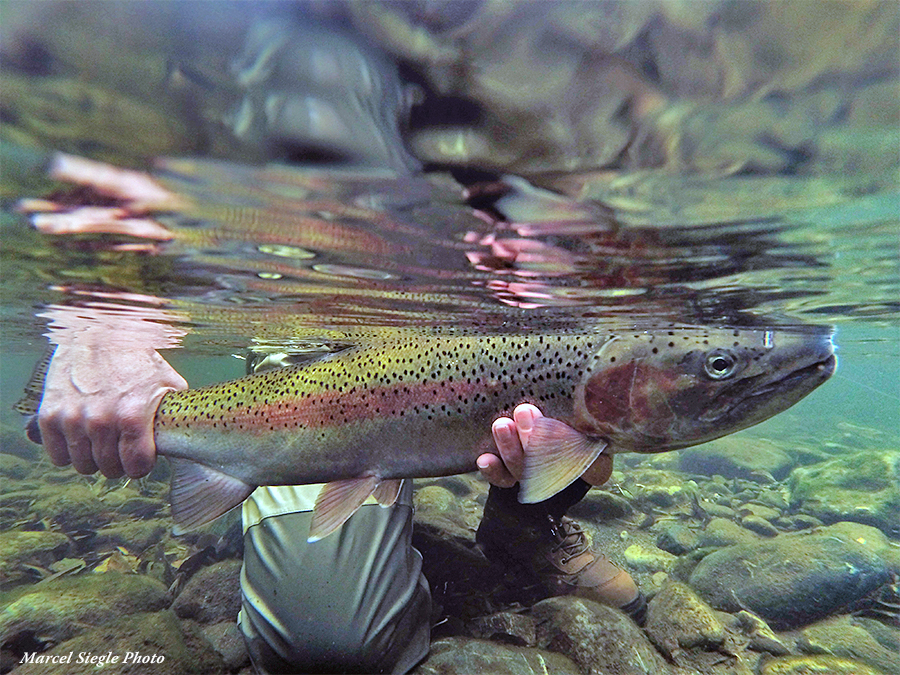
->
[12,610,224,675]
[171,559,242,624]
[788,450,900,537]
[796,615,900,675]
[531,596,672,675]
[0,572,168,646]
[689,527,892,630]
[680,437,795,481]
[413,636,581,675]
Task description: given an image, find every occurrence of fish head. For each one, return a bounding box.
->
[574,326,836,453]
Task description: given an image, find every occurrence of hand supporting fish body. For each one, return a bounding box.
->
[154,325,835,541]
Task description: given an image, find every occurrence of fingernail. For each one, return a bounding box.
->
[477,458,489,469]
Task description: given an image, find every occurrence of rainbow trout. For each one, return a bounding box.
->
[154,325,835,540]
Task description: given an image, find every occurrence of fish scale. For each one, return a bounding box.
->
[152,324,835,541]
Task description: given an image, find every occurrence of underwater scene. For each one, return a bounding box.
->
[1,2,898,674]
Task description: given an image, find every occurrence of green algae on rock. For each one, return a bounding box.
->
[412,636,582,675]
[531,596,672,675]
[759,654,888,675]
[0,530,70,585]
[689,527,893,630]
[12,610,225,675]
[0,572,168,646]
[788,450,900,537]
[796,615,900,675]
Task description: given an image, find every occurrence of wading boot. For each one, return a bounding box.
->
[476,481,647,625]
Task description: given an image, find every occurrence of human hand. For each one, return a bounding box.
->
[477,403,613,488]
[36,302,188,478]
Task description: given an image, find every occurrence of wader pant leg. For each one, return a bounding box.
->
[238,482,431,674]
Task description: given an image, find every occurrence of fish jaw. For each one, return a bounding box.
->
[574,326,836,453]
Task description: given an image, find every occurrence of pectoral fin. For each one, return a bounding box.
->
[169,459,255,534]
[309,475,380,542]
[518,417,607,504]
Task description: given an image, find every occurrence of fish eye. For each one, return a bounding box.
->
[703,350,737,380]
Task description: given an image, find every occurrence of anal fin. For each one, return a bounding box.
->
[169,458,254,534]
[518,417,607,504]
[309,475,380,542]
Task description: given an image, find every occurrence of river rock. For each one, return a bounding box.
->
[0,529,70,584]
[623,543,677,573]
[172,559,242,624]
[740,515,780,537]
[644,581,733,662]
[759,654,887,675]
[0,453,33,480]
[788,450,900,537]
[734,610,792,656]
[680,437,794,481]
[13,610,224,675]
[697,517,761,548]
[201,620,250,671]
[0,572,169,645]
[796,615,900,675]
[689,529,892,630]
[531,596,672,675]
[568,489,633,520]
[657,522,700,555]
[468,611,536,646]
[413,636,582,675]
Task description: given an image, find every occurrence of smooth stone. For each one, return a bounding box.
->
[680,437,794,481]
[796,615,900,675]
[759,654,887,675]
[623,543,677,573]
[0,530,70,584]
[755,489,791,511]
[737,503,782,522]
[644,581,731,661]
[172,559,242,624]
[734,610,791,656]
[0,572,168,645]
[531,596,672,675]
[568,489,633,520]
[412,636,581,675]
[468,611,536,647]
[12,610,224,675]
[697,517,760,548]
[702,502,738,520]
[94,519,167,551]
[787,450,900,537]
[0,453,32,480]
[689,530,892,630]
[201,620,250,671]
[740,515,780,537]
[775,514,824,531]
[657,522,700,555]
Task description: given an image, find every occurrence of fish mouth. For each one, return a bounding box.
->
[747,352,837,399]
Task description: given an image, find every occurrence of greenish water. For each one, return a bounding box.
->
[1,2,898,673]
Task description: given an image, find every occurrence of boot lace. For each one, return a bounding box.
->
[547,516,590,565]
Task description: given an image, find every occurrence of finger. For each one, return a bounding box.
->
[39,417,71,467]
[89,423,125,479]
[118,422,156,478]
[491,417,524,480]
[581,454,614,486]
[477,453,517,488]
[64,428,99,474]
[512,403,542,449]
